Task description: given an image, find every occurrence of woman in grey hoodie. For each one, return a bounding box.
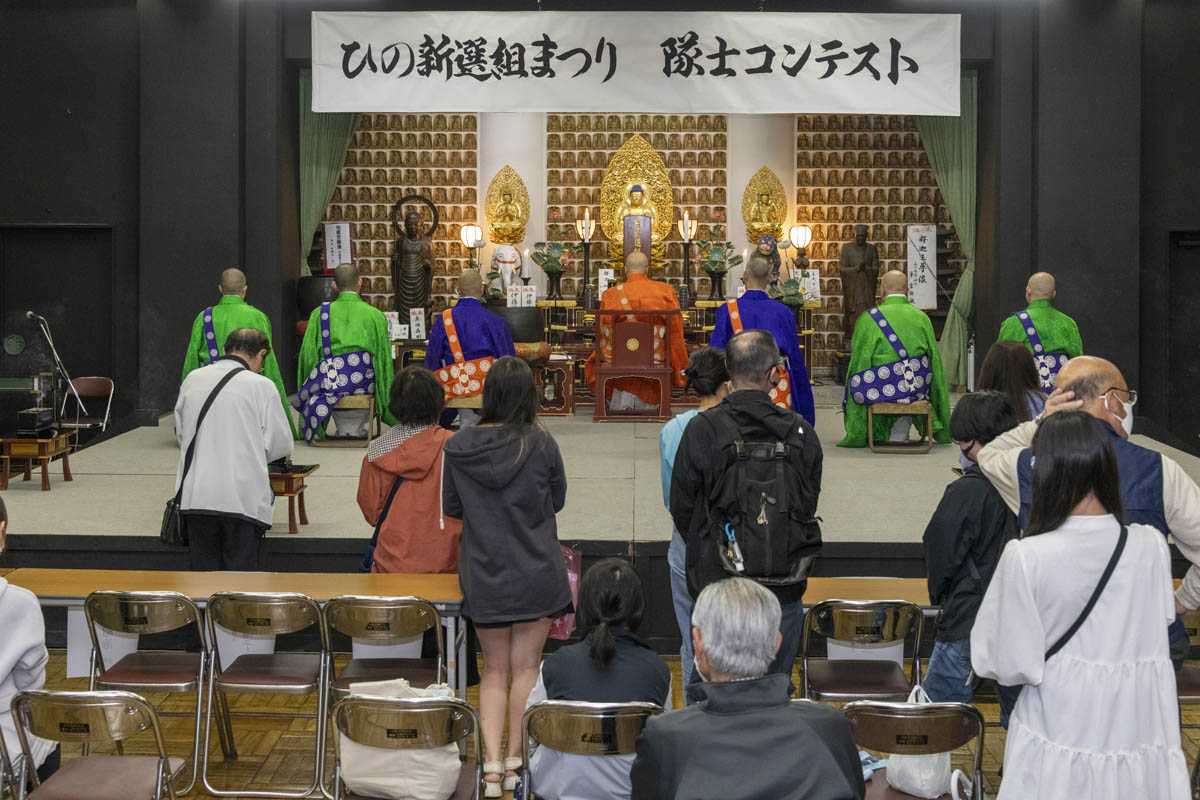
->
[442,356,570,798]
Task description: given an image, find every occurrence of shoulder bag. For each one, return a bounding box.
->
[161,367,246,547]
[358,475,405,573]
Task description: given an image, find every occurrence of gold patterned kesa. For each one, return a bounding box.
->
[485,165,530,245]
[742,165,788,244]
[601,134,673,268]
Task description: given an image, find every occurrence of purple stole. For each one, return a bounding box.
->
[294,302,376,442]
[201,307,220,362]
[847,307,932,406]
[1015,310,1068,393]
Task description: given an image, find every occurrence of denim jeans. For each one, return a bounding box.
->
[924,637,1020,728]
[668,529,695,693]
[769,598,805,678]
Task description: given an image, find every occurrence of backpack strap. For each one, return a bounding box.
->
[369,475,406,549]
[1045,525,1127,659]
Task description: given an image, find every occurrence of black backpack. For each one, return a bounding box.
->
[703,408,821,586]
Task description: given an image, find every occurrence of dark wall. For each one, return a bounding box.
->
[1140,0,1200,428]
[0,2,140,418]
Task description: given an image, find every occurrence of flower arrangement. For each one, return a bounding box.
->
[530,241,582,275]
[697,225,743,276]
[771,276,806,307]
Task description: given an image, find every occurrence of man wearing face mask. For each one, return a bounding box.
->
[977,355,1200,667]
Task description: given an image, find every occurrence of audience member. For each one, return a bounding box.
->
[670,330,823,678]
[182,267,297,438]
[424,269,515,429]
[442,356,570,798]
[356,366,460,573]
[630,578,864,800]
[658,347,729,691]
[976,355,1200,665]
[525,559,671,800]
[978,340,1046,423]
[921,391,1021,724]
[0,497,59,783]
[710,255,816,423]
[995,271,1083,393]
[971,411,1189,799]
[174,328,293,571]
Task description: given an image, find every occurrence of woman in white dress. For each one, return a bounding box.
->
[972,410,1189,799]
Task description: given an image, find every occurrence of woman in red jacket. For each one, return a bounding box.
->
[357,366,461,573]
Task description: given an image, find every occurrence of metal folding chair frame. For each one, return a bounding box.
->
[801,598,925,701]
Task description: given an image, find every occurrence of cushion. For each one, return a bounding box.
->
[333,658,440,694]
[805,659,913,699]
[29,755,185,800]
[865,767,952,800]
[217,653,321,690]
[98,652,202,688]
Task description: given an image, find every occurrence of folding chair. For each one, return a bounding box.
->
[842,700,985,800]
[323,596,445,703]
[1175,610,1200,794]
[331,696,482,800]
[11,689,185,800]
[83,590,230,795]
[201,592,329,798]
[520,700,664,800]
[59,377,115,438]
[0,725,21,800]
[801,599,924,702]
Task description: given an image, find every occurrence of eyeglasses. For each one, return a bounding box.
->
[1102,387,1138,406]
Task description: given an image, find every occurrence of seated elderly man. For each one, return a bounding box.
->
[630,578,865,800]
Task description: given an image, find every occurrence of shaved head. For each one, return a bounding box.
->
[743,255,772,289]
[1027,272,1056,301]
[881,270,908,296]
[220,268,247,296]
[333,262,360,292]
[1053,355,1133,438]
[457,268,482,299]
[626,250,649,274]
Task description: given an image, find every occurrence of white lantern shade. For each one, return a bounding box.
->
[788,224,813,250]
[460,224,483,249]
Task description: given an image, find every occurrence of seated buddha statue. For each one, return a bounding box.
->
[490,191,524,244]
[747,192,781,241]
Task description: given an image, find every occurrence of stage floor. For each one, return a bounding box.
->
[6,388,1200,545]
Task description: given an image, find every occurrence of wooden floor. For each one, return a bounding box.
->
[37,650,1200,799]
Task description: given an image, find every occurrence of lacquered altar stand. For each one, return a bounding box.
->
[269,463,319,535]
[534,358,576,416]
[0,430,75,491]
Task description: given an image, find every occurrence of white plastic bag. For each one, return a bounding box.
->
[885,685,952,799]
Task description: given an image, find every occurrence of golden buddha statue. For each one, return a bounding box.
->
[747,192,781,241]
[741,167,786,244]
[617,183,658,235]
[484,166,530,246]
[490,191,524,242]
[617,182,657,263]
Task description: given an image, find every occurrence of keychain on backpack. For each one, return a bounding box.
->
[724,523,746,573]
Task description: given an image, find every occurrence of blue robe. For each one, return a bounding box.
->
[424,297,516,370]
[710,290,816,425]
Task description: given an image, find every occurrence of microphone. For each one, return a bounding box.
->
[26,310,44,321]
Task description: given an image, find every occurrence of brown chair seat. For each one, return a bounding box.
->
[28,755,185,800]
[97,651,203,689]
[346,760,478,800]
[216,653,321,692]
[333,657,440,694]
[806,659,912,699]
[864,767,952,799]
[1178,664,1200,699]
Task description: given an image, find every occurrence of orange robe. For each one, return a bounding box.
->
[585,273,688,407]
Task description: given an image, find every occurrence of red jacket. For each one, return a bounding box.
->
[357,426,461,574]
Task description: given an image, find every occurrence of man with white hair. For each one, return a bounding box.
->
[630,578,864,800]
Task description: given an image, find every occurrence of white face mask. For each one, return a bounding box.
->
[1108,392,1134,437]
[693,655,708,683]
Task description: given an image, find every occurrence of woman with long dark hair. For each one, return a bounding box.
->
[977,340,1045,424]
[971,411,1188,799]
[442,356,571,797]
[524,559,671,799]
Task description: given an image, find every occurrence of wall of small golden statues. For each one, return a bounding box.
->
[322,113,480,314]
[795,113,963,372]
[544,113,729,297]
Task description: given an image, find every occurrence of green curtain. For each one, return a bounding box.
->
[917,71,978,388]
[299,69,359,259]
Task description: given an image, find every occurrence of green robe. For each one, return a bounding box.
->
[297,292,397,435]
[838,295,951,448]
[996,298,1083,358]
[182,294,299,438]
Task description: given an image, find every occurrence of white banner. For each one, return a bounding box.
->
[313,12,960,116]
[907,224,938,311]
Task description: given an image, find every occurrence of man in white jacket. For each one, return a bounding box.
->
[0,497,59,783]
[175,328,293,570]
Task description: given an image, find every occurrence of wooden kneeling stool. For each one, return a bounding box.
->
[866,400,934,454]
[311,395,380,448]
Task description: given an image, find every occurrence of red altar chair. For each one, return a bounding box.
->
[592,307,680,423]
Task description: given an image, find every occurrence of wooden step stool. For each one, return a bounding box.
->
[867,400,934,454]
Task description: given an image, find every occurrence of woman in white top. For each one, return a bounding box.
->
[971,411,1189,799]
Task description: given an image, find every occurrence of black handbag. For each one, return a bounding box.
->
[161,367,247,547]
[358,475,405,572]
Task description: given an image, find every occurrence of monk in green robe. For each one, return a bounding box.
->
[182,268,298,438]
[296,263,396,440]
[997,271,1083,359]
[838,270,951,448]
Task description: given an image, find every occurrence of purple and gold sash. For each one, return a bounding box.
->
[846,307,932,406]
[201,307,220,362]
[1015,310,1069,393]
[293,302,375,442]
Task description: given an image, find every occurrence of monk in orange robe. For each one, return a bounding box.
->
[585,250,689,412]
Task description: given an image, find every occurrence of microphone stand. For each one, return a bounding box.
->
[32,315,87,423]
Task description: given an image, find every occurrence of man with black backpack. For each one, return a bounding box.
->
[670,330,823,678]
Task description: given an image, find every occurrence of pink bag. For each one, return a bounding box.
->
[548,545,582,640]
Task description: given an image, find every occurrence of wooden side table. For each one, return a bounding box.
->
[269,464,320,534]
[0,431,76,491]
